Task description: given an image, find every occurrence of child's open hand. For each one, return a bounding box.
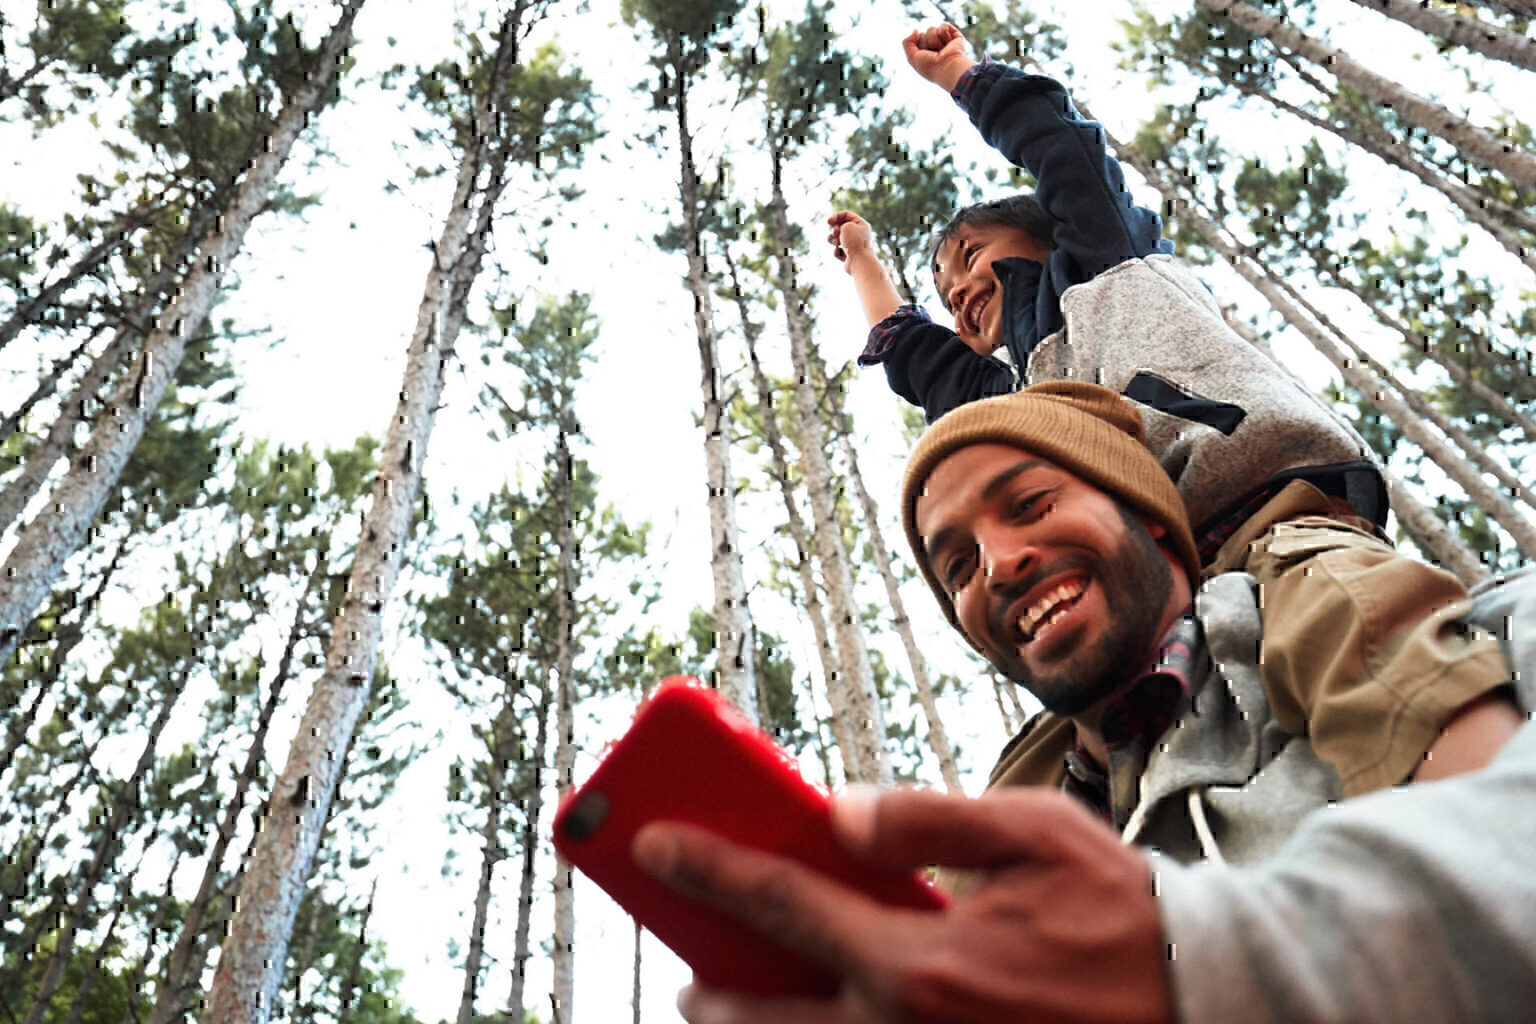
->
[828,210,875,268]
[903,23,977,93]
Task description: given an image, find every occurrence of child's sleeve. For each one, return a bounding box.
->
[858,305,1015,423]
[957,62,1169,299]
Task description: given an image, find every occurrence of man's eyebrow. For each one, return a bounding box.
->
[980,458,1046,502]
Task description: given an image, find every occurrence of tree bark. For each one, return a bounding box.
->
[821,361,961,791]
[1195,0,1536,191]
[670,58,758,719]
[550,435,577,1024]
[456,797,502,1024]
[1343,0,1536,72]
[504,685,551,1024]
[764,168,890,785]
[1384,467,1493,586]
[199,8,546,1021]
[148,565,318,1024]
[723,249,855,775]
[0,2,362,668]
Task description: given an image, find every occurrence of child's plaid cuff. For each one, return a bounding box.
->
[950,57,994,110]
[858,305,930,366]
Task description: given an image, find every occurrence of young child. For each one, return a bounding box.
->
[833,24,1387,556]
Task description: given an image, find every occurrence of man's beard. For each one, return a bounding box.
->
[998,506,1174,717]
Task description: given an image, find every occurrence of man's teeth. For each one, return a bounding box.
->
[1018,580,1085,641]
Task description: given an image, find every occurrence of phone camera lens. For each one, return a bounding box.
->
[561,791,610,842]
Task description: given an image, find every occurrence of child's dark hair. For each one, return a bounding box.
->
[929,194,1055,277]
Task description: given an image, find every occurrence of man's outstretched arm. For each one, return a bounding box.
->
[634,787,1173,1024]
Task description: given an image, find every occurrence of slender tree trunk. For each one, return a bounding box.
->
[0,2,362,667]
[1116,134,1536,559]
[118,847,185,1024]
[457,800,502,1024]
[1214,67,1536,273]
[632,919,642,1024]
[505,685,551,1024]
[1460,0,1536,18]
[1343,0,1536,71]
[764,166,890,785]
[0,525,127,787]
[0,203,161,351]
[723,250,854,775]
[201,10,550,1021]
[550,435,577,1024]
[334,880,377,1024]
[1318,267,1536,440]
[670,63,758,719]
[1195,0,1536,191]
[1384,467,1493,586]
[22,651,195,1024]
[821,363,961,791]
[0,328,100,445]
[1279,265,1536,513]
[148,566,318,1024]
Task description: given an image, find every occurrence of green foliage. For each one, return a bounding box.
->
[622,0,748,79]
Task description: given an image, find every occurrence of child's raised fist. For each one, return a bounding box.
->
[902,23,976,92]
[828,210,875,268]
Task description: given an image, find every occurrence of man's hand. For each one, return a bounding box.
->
[903,24,977,93]
[633,787,1174,1024]
[828,211,876,269]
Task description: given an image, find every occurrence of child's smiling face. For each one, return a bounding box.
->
[933,223,1052,356]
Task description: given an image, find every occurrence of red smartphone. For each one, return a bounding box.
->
[551,676,948,997]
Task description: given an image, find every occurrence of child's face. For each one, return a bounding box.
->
[933,223,1052,356]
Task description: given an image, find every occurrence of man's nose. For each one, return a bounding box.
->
[947,278,967,313]
[980,528,1036,589]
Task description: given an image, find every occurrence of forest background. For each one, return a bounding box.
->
[1,0,1533,1022]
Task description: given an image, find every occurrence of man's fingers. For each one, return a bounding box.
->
[678,984,873,1024]
[833,787,1116,872]
[635,822,912,980]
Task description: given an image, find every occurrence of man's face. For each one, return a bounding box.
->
[932,223,1052,357]
[915,444,1179,717]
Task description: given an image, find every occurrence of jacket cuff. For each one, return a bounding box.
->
[951,56,997,111]
[858,304,931,366]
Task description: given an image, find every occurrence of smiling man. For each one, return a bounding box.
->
[635,381,1523,1022]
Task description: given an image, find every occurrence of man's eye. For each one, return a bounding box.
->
[1012,493,1050,522]
[943,549,977,589]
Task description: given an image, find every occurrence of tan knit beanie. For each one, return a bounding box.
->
[901,381,1199,629]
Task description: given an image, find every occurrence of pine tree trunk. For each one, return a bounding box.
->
[1212,69,1536,273]
[22,651,194,1024]
[457,800,502,1024]
[118,847,185,1024]
[1459,0,1536,18]
[1344,0,1536,69]
[821,363,961,791]
[505,684,551,1024]
[550,435,577,1024]
[631,919,642,1024]
[0,203,160,351]
[670,62,758,719]
[763,170,890,785]
[200,10,548,1021]
[148,566,316,1024]
[58,823,166,1024]
[0,2,362,668]
[1384,467,1493,586]
[334,880,376,1024]
[1272,269,1536,513]
[0,526,126,786]
[1195,0,1536,191]
[1115,135,1536,559]
[0,328,99,445]
[723,250,855,774]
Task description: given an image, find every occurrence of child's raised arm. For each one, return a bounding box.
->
[828,210,905,328]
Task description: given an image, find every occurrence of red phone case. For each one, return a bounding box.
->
[551,676,948,997]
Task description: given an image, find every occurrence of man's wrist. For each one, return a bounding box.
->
[936,58,979,94]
